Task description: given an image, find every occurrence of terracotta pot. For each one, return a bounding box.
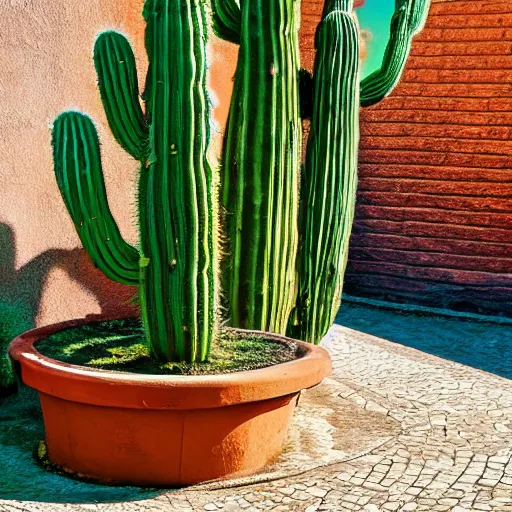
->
[9,317,331,486]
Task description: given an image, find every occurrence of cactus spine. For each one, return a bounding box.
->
[52,0,215,363]
[213,0,301,334]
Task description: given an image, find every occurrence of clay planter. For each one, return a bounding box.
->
[9,317,331,487]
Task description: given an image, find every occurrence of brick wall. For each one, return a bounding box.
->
[300,0,512,315]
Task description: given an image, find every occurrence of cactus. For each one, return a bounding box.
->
[214,0,430,343]
[360,0,431,107]
[290,0,360,343]
[53,0,430,360]
[212,0,301,334]
[52,0,215,363]
[291,0,431,343]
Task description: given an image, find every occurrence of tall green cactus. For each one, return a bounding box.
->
[291,0,360,343]
[52,0,215,363]
[292,0,431,343]
[214,0,430,343]
[212,0,301,335]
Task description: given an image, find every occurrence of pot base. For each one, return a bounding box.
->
[39,390,298,486]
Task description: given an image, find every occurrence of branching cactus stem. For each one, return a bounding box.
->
[52,0,215,363]
[53,0,431,357]
[291,0,431,343]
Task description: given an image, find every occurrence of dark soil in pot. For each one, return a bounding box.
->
[35,318,305,375]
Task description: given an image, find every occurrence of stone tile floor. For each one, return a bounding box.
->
[1,325,511,511]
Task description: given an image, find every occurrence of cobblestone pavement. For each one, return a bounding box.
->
[2,325,511,511]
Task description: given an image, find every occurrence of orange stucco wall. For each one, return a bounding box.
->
[0,1,237,329]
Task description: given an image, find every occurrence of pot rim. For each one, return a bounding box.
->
[9,315,332,410]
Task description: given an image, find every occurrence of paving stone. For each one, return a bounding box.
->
[307,487,328,498]
[362,482,387,492]
[457,473,479,484]
[290,490,311,501]
[382,503,401,511]
[478,478,500,487]
[473,505,492,511]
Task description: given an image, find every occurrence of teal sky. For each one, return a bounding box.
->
[357,0,395,78]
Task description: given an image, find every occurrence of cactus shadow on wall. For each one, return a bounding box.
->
[0,221,137,395]
[0,222,162,502]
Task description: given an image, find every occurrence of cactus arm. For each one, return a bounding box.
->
[94,31,149,159]
[211,0,241,44]
[293,4,360,343]
[322,0,353,18]
[360,0,431,107]
[52,112,140,286]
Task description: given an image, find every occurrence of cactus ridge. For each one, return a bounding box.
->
[52,0,215,363]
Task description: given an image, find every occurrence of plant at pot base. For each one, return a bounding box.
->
[55,6,214,364]
[213,0,431,343]
[8,0,331,487]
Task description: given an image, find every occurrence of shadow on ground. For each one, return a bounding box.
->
[0,386,163,502]
[0,222,154,502]
[336,299,512,380]
[0,365,400,502]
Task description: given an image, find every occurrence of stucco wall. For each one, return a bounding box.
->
[0,1,237,330]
